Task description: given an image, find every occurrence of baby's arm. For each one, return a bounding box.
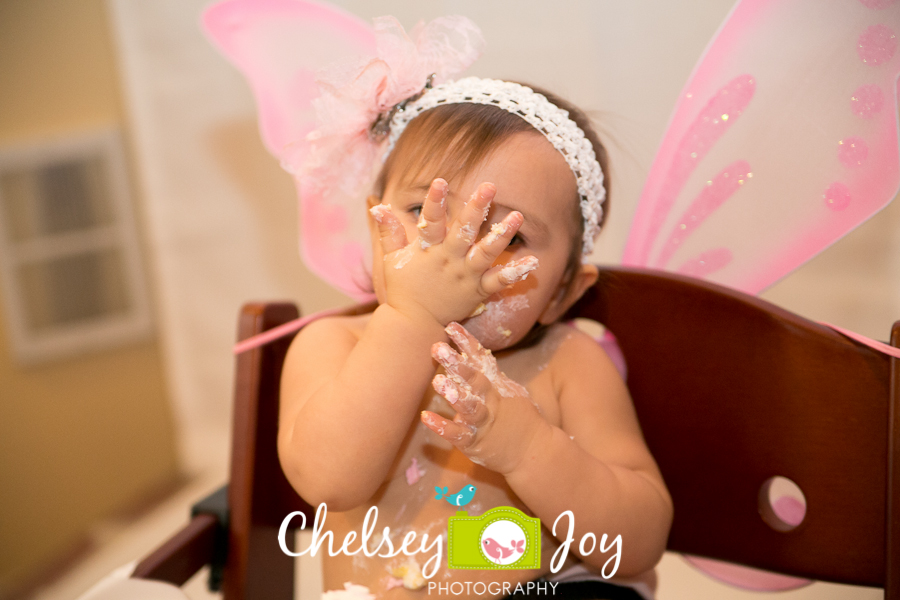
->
[279,303,446,510]
[424,326,672,576]
[506,331,672,576]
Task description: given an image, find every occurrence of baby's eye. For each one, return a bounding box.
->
[508,233,524,246]
[408,204,423,217]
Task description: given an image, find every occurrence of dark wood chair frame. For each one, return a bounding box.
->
[132,266,900,599]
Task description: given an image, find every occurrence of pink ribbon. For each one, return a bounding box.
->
[232,306,345,355]
[821,322,900,360]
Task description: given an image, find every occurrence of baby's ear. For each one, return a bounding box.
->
[537,263,599,325]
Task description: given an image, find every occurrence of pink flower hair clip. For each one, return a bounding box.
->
[292,15,485,201]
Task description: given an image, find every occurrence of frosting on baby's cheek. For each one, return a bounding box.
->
[461,289,530,349]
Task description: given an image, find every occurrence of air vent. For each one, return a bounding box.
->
[0,130,151,363]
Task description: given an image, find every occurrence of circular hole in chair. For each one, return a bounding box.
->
[758,476,806,532]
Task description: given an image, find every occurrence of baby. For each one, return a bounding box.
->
[277,79,673,599]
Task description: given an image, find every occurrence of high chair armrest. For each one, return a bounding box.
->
[191,484,229,591]
[132,513,217,584]
[132,484,229,591]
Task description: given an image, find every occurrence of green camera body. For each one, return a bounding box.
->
[447,506,541,570]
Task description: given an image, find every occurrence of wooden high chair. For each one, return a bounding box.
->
[132,266,900,599]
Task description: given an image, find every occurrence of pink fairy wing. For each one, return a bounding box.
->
[203,0,377,299]
[622,0,899,590]
[623,0,900,295]
[203,0,375,166]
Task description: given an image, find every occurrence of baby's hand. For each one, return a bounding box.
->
[370,179,538,327]
[420,323,547,474]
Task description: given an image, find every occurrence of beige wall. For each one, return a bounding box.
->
[0,0,178,594]
[0,0,121,139]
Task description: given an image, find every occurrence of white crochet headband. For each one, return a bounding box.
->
[383,77,606,257]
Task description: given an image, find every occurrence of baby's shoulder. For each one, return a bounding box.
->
[287,312,370,359]
[536,322,622,385]
[539,322,610,362]
[497,323,608,387]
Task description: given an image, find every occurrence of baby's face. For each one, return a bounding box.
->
[372,131,581,350]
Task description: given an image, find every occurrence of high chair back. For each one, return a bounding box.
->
[133,266,899,599]
[566,266,899,597]
[222,302,308,598]
[132,303,306,599]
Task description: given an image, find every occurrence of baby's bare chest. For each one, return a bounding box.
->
[325,329,574,591]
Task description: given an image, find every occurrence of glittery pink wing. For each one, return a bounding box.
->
[623,0,900,295]
[203,0,377,299]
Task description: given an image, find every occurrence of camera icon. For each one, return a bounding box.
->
[447,507,541,570]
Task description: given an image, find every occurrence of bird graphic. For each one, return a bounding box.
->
[434,485,477,507]
[482,538,525,562]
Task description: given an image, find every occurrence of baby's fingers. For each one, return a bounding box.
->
[481,256,539,296]
[434,335,493,387]
[432,374,490,425]
[445,183,495,256]
[369,203,408,255]
[442,324,529,398]
[421,411,475,447]
[417,179,449,248]
[465,211,524,271]
[444,322,489,363]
